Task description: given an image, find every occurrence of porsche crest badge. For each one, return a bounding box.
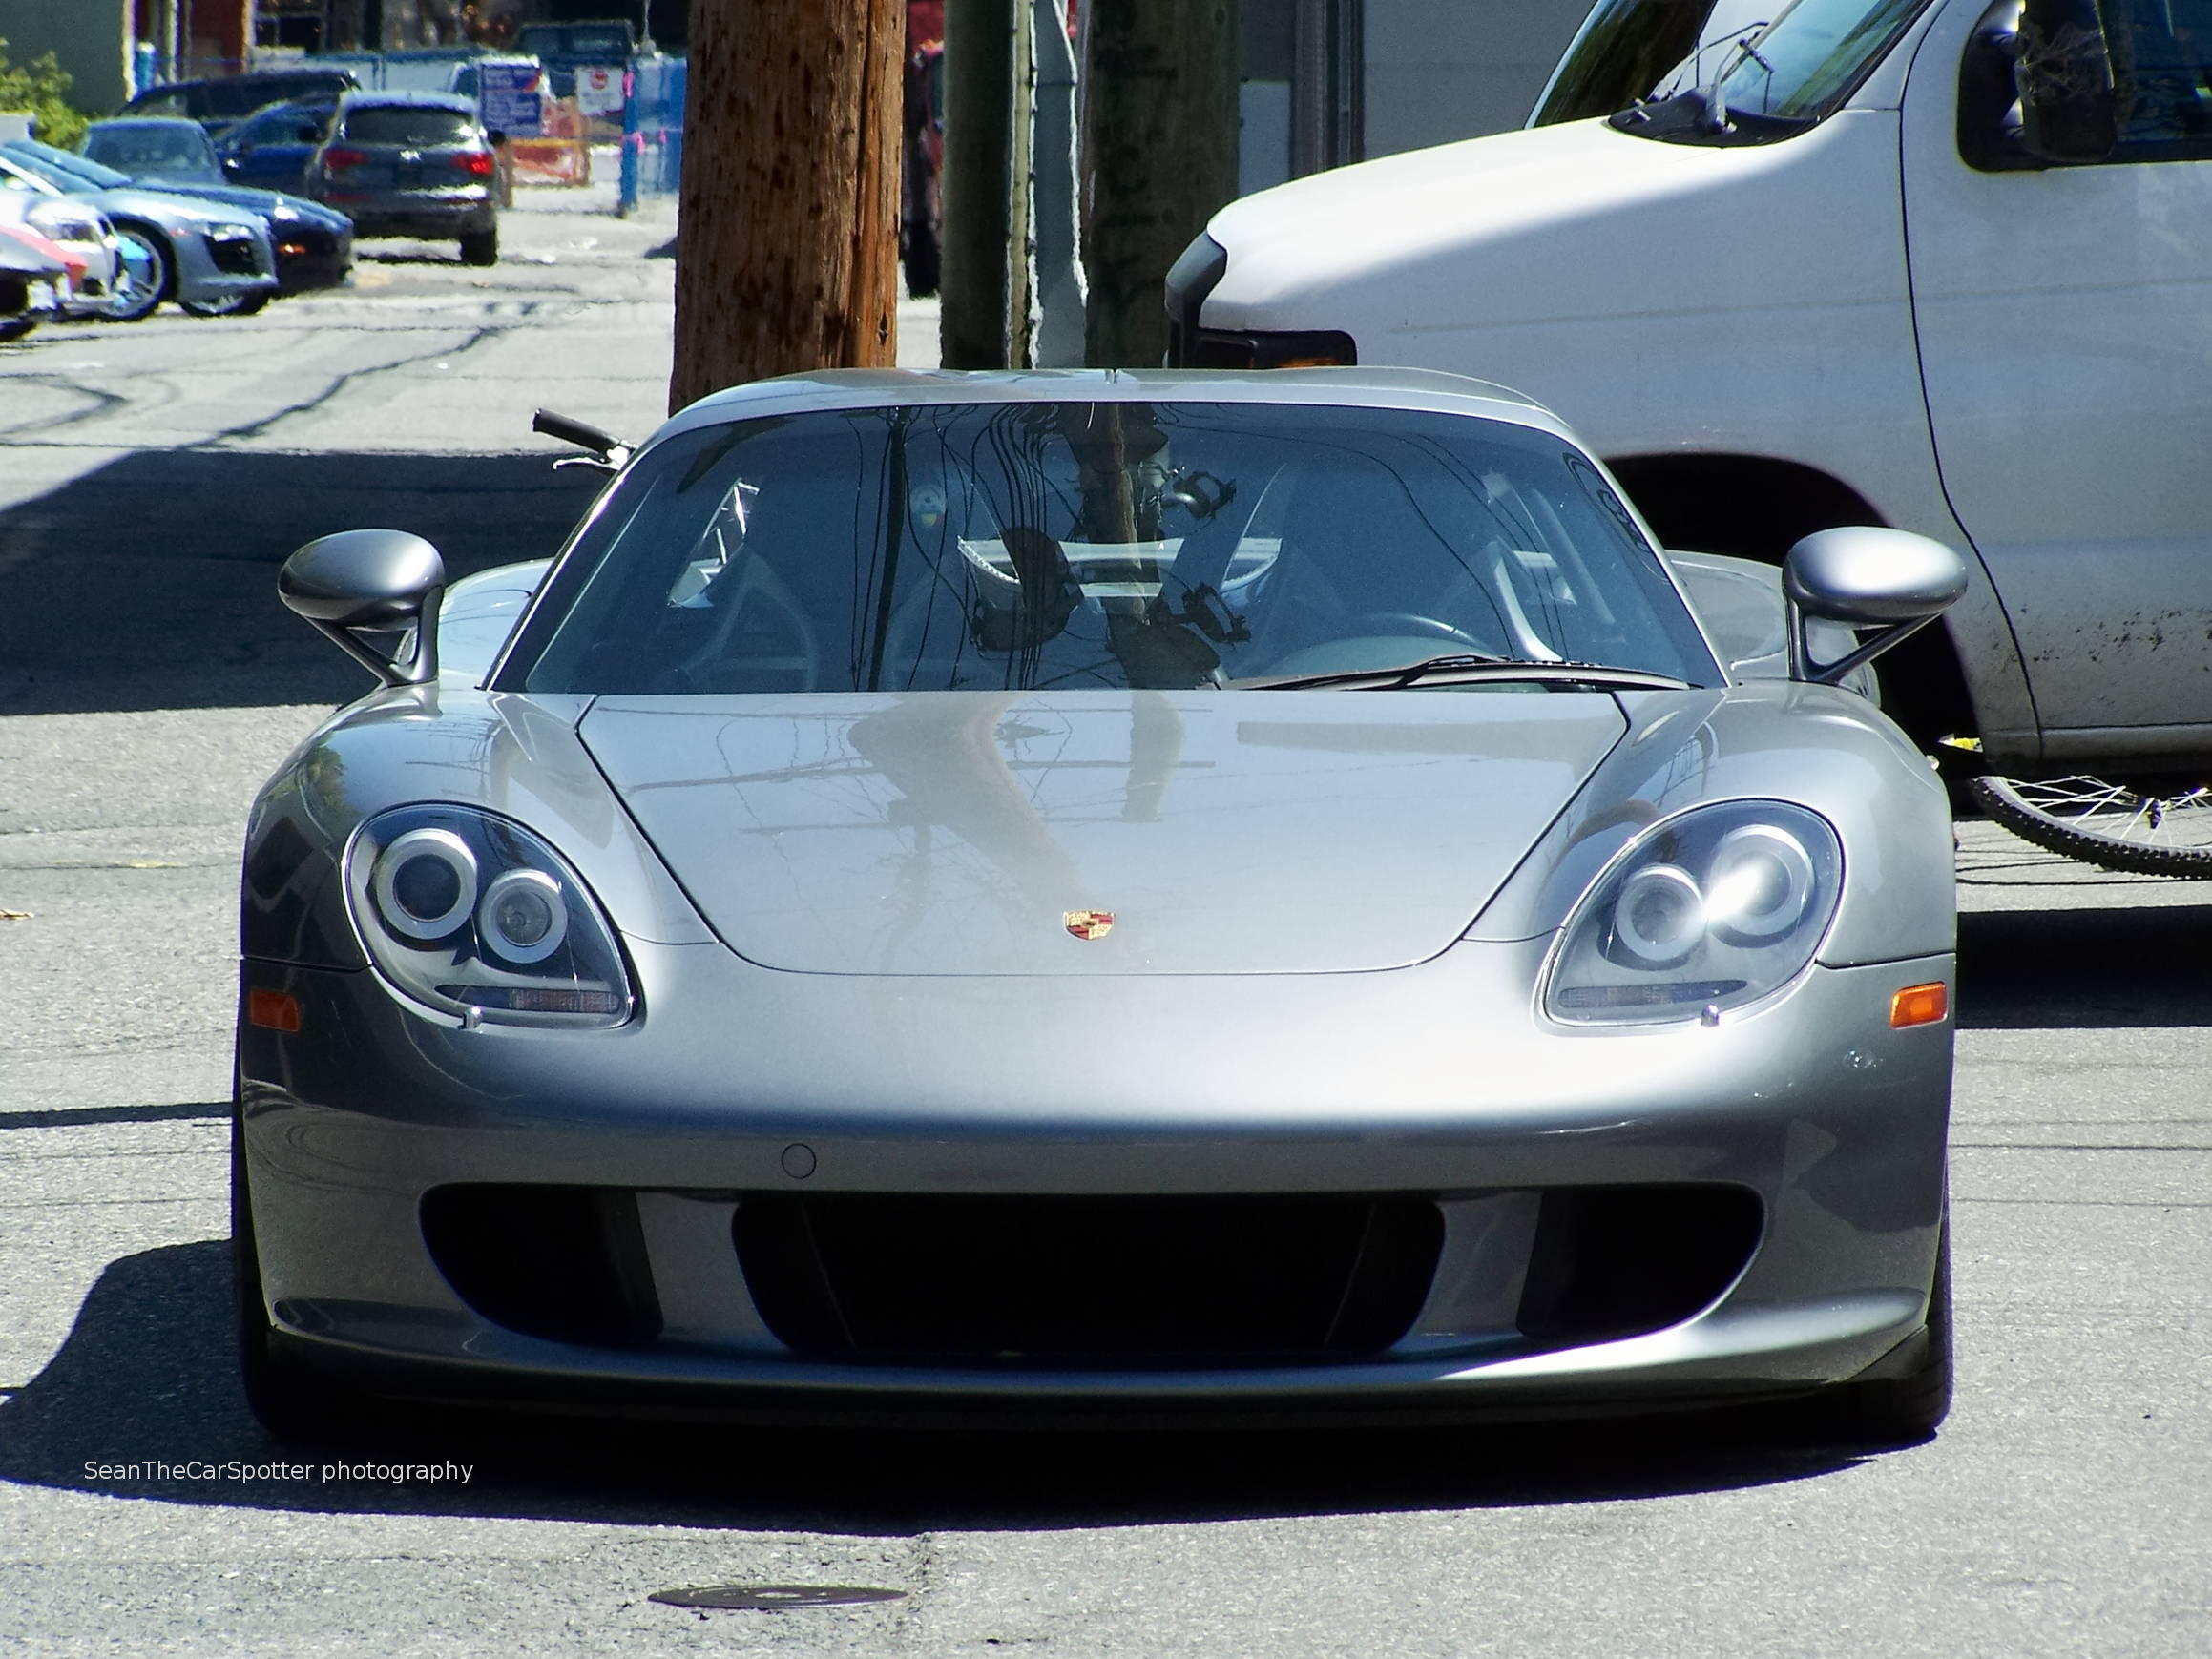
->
[1063,909,1116,941]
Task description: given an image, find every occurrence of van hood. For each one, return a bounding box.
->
[1200,112,1898,339]
[581,691,1629,975]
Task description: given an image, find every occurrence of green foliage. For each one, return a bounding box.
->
[0,37,93,150]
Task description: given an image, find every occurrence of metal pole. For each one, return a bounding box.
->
[618,63,641,216]
[940,0,1015,368]
[1031,0,1085,367]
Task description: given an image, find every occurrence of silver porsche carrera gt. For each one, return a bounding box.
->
[234,368,1968,1443]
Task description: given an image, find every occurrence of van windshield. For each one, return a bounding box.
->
[1534,0,1935,133]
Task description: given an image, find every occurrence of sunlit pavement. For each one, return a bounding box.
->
[1,184,2207,1656]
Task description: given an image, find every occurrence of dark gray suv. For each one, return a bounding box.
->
[308,92,497,266]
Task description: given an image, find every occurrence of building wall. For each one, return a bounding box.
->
[0,0,136,114]
[1363,0,1589,157]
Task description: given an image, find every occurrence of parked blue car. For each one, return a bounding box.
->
[212,98,340,198]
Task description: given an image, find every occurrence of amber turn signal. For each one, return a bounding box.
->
[1889,982,1948,1028]
[247,988,302,1032]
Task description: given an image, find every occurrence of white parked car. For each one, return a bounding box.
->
[1172,0,2212,850]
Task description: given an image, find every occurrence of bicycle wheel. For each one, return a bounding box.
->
[1970,774,2212,877]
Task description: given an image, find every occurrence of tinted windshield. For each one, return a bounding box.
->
[82,124,220,182]
[340,106,476,146]
[5,140,127,189]
[1534,0,1934,128]
[1708,0,1932,120]
[511,402,1716,695]
[207,77,346,117]
[1535,0,1717,125]
[225,101,334,148]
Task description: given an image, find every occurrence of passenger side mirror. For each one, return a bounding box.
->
[1781,528,1967,686]
[279,529,446,687]
[2015,0,2118,163]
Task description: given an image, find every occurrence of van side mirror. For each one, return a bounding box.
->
[279,529,446,686]
[1782,528,1967,686]
[2016,0,2118,163]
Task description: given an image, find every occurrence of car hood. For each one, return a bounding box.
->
[580,690,1628,975]
[135,179,344,228]
[1200,112,1891,337]
[73,184,261,230]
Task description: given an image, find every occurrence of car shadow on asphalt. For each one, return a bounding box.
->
[1955,903,2212,1028]
[0,449,600,717]
[0,1241,1871,1532]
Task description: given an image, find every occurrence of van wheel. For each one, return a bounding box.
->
[459,228,498,267]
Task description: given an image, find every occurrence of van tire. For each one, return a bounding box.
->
[459,228,498,267]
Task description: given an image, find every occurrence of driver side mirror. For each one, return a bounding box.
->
[2016,0,2118,163]
[279,529,446,687]
[1782,528,1967,686]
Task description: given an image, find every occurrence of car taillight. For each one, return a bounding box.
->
[323,147,368,170]
[453,151,494,176]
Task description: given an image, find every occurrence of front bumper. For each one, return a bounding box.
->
[238,938,1953,1419]
[274,226,353,294]
[331,195,493,241]
[171,225,278,308]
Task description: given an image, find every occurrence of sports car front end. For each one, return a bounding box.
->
[234,370,1960,1440]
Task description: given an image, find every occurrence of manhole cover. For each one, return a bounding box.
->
[650,1584,908,1611]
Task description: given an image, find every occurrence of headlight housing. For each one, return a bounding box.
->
[344,804,634,1028]
[1543,801,1842,1027]
[25,201,104,245]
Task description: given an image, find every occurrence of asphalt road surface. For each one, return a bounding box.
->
[3,184,2209,1658]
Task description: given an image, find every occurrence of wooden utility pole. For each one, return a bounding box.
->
[1081,0,1239,368]
[669,0,904,412]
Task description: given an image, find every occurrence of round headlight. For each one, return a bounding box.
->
[1705,823,1816,945]
[1610,862,1704,969]
[371,827,478,940]
[477,867,569,964]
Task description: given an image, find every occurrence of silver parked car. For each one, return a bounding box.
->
[235,369,1966,1443]
[0,145,275,319]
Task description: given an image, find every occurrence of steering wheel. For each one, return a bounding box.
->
[1348,612,1489,651]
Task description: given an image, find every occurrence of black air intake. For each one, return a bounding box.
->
[734,1192,1444,1368]
[1515,1185,1763,1348]
[421,1184,662,1346]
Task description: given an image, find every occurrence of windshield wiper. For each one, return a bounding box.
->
[1224,653,1693,693]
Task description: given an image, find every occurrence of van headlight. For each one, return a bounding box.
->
[1543,802,1842,1026]
[344,805,634,1028]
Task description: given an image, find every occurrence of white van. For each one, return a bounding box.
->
[1172,0,2212,773]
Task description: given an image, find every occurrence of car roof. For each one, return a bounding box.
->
[336,90,479,111]
[87,117,210,133]
[662,366,1569,446]
[133,72,351,94]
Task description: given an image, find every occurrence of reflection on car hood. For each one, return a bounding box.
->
[581,690,1628,975]
[136,180,347,229]
[71,185,261,230]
